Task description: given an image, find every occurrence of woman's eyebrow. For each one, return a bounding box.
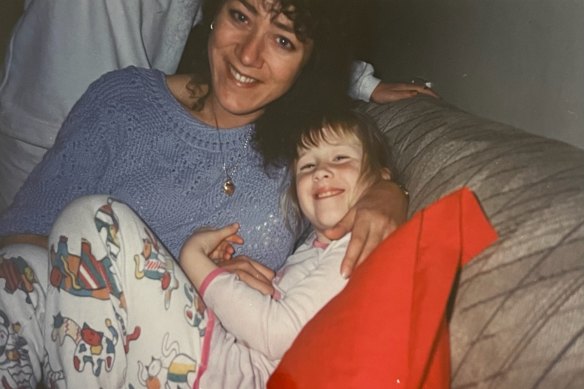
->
[238,0,259,15]
[272,19,295,34]
[238,0,296,34]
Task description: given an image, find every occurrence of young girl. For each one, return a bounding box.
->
[178,110,395,388]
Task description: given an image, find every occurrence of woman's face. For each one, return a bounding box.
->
[208,0,314,127]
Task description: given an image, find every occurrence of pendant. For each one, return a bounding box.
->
[223,177,235,196]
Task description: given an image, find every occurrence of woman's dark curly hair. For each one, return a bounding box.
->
[184,0,360,167]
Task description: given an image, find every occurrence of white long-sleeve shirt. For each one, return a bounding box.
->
[196,233,350,389]
[0,0,201,149]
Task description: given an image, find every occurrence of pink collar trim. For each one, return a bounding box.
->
[312,238,330,249]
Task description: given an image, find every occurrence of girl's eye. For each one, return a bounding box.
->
[298,163,315,172]
[229,10,248,24]
[276,36,295,51]
[333,155,349,162]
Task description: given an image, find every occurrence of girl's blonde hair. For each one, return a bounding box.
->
[282,110,396,237]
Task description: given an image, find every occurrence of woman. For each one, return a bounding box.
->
[0,0,436,212]
[0,0,407,386]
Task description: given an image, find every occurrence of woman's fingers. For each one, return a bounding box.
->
[370,82,440,104]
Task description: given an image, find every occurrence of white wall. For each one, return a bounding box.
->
[369,0,584,149]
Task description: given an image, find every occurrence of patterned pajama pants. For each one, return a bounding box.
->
[0,195,208,388]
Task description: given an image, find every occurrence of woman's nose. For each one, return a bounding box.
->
[237,30,264,68]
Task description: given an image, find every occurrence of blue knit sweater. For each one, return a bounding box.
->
[0,67,296,269]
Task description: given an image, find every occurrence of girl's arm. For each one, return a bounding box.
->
[201,236,349,360]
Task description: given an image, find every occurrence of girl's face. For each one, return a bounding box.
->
[208,0,314,127]
[295,130,368,243]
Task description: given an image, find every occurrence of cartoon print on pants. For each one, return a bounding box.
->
[183,284,207,338]
[113,309,141,354]
[0,254,39,308]
[49,236,126,309]
[51,313,119,377]
[41,350,65,388]
[133,228,178,309]
[0,310,34,388]
[137,333,197,389]
[94,199,121,262]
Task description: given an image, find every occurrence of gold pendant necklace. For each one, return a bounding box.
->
[213,108,251,197]
[220,132,251,196]
[223,177,235,196]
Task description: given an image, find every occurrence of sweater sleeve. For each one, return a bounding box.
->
[0,72,119,236]
[202,238,349,361]
[348,60,382,102]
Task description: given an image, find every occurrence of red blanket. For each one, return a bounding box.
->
[269,187,498,388]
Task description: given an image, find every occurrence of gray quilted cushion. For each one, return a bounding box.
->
[358,97,584,388]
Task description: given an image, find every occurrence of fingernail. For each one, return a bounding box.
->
[341,270,349,279]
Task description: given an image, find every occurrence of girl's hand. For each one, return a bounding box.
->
[180,223,243,264]
[323,180,408,278]
[219,255,276,296]
[209,239,239,262]
[179,223,243,288]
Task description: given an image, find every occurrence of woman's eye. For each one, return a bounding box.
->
[229,10,248,24]
[276,36,295,51]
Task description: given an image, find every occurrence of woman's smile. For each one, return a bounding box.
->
[206,0,313,126]
[228,64,258,85]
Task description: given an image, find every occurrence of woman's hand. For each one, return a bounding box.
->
[218,255,276,296]
[323,180,408,278]
[371,81,439,104]
[0,234,48,249]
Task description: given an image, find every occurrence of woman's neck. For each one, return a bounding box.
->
[199,96,263,129]
[166,74,261,130]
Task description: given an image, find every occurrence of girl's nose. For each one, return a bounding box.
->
[237,30,264,68]
[313,166,332,181]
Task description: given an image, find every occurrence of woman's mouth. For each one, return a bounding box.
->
[229,65,257,85]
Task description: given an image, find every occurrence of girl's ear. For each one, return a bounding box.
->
[380,168,392,181]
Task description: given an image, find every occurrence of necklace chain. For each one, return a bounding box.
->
[212,109,252,196]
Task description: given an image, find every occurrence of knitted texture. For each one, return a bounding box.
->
[0,67,295,269]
